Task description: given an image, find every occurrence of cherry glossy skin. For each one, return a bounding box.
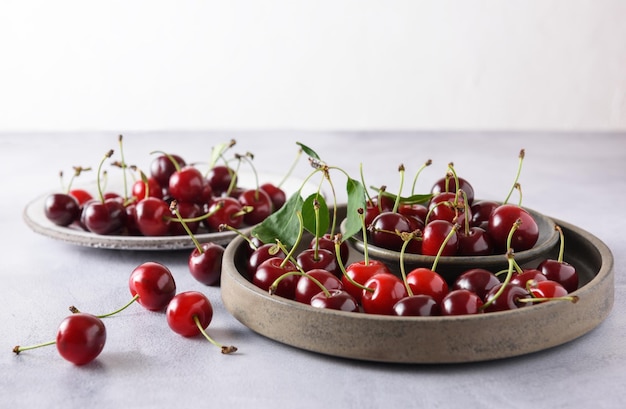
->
[56,313,106,365]
[427,192,460,223]
[296,248,340,278]
[150,153,186,189]
[431,176,475,205]
[69,188,93,206]
[421,220,459,256]
[207,165,236,196]
[537,258,578,293]
[260,183,286,211]
[484,283,532,312]
[528,280,570,298]
[310,290,359,312]
[169,166,206,204]
[509,269,547,289]
[441,289,484,316]
[341,259,391,303]
[247,243,285,277]
[81,198,127,235]
[405,268,449,304]
[453,268,500,300]
[253,257,298,299]
[294,269,343,304]
[457,227,493,256]
[131,177,163,200]
[309,234,349,266]
[129,262,177,311]
[470,200,499,230]
[168,201,202,236]
[205,197,244,231]
[369,211,413,251]
[44,193,80,226]
[238,188,273,225]
[134,197,171,236]
[487,204,538,252]
[166,291,213,337]
[361,273,408,315]
[188,242,224,286]
[393,294,441,317]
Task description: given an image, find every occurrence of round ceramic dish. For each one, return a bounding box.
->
[22,172,314,250]
[342,205,559,281]
[221,217,614,364]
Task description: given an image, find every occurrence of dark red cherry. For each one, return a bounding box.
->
[421,220,459,256]
[134,197,171,236]
[81,198,127,235]
[253,257,298,299]
[238,188,273,225]
[129,262,177,311]
[166,291,213,337]
[296,248,340,278]
[398,204,428,224]
[55,313,106,365]
[309,234,349,266]
[205,197,245,230]
[453,268,500,300]
[470,200,499,230]
[509,269,547,289]
[168,201,202,236]
[431,176,474,205]
[169,166,206,204]
[393,294,440,316]
[484,283,532,312]
[457,226,493,256]
[188,242,224,286]
[131,177,163,200]
[427,192,461,223]
[44,193,80,226]
[247,243,285,277]
[260,183,286,210]
[150,153,186,189]
[294,269,343,304]
[369,211,413,251]
[488,204,538,252]
[537,259,578,293]
[207,165,236,196]
[310,290,359,312]
[441,289,484,316]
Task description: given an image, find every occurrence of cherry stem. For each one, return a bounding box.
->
[69,294,140,318]
[170,200,203,253]
[358,208,370,265]
[150,150,182,173]
[192,315,237,354]
[503,149,525,205]
[13,340,56,355]
[166,201,224,224]
[430,223,460,272]
[269,270,330,298]
[313,199,321,258]
[391,164,405,214]
[399,232,415,296]
[278,148,303,188]
[480,250,516,311]
[334,233,374,293]
[555,225,565,263]
[506,218,523,251]
[219,224,257,250]
[118,134,129,201]
[96,149,114,203]
[237,152,261,196]
[410,159,432,195]
[447,163,461,206]
[360,163,375,205]
[519,295,579,304]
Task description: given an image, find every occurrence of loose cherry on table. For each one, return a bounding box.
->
[13,313,107,366]
[166,291,237,354]
[128,261,177,311]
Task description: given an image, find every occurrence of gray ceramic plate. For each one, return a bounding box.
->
[342,205,559,280]
[23,172,316,250]
[221,216,614,363]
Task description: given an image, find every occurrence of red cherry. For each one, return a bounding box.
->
[188,242,224,286]
[487,204,538,252]
[166,291,213,337]
[309,234,350,266]
[528,280,569,299]
[509,269,547,289]
[253,257,298,299]
[431,175,475,205]
[470,200,499,230]
[294,269,343,304]
[129,262,177,311]
[341,260,391,303]
[310,290,359,312]
[260,183,286,210]
[421,220,459,256]
[55,313,106,365]
[44,193,80,226]
[457,226,494,256]
[131,177,163,200]
[134,197,171,236]
[441,289,484,316]
[207,165,236,196]
[405,268,449,304]
[169,166,206,204]
[168,201,202,236]
[205,197,245,231]
[453,268,500,300]
[393,294,440,316]
[81,198,127,235]
[247,243,285,277]
[536,225,579,292]
[427,192,461,223]
[150,153,186,189]
[369,211,413,251]
[296,248,340,278]
[361,273,408,315]
[69,188,93,206]
[238,188,273,225]
[483,283,532,312]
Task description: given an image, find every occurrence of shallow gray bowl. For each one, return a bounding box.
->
[221,217,614,363]
[342,205,559,282]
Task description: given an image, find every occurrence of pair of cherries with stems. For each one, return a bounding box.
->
[13,262,236,365]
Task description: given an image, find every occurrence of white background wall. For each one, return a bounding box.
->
[1,0,624,132]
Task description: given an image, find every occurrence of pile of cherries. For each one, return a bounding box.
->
[13,261,236,365]
[44,144,287,238]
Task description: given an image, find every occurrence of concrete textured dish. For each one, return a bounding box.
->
[342,205,559,280]
[221,217,614,363]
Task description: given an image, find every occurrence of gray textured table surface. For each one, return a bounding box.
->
[1,132,624,408]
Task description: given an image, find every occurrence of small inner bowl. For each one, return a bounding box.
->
[341,205,559,283]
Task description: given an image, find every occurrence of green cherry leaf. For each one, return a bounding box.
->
[342,178,366,242]
[301,193,330,238]
[296,142,321,160]
[251,192,304,247]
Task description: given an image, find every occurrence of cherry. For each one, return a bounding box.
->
[310,290,359,312]
[150,153,186,189]
[253,257,298,299]
[528,279,570,299]
[44,193,80,226]
[294,269,343,304]
[166,291,237,354]
[341,259,391,303]
[487,204,538,252]
[296,248,340,278]
[204,197,246,231]
[207,165,237,196]
[134,197,171,236]
[483,283,532,312]
[441,289,484,316]
[169,165,207,204]
[69,188,93,206]
[453,268,500,300]
[509,269,547,289]
[309,234,349,266]
[361,272,408,315]
[168,201,202,236]
[129,261,177,311]
[431,174,475,205]
[247,242,285,277]
[405,267,449,305]
[188,242,224,286]
[369,211,414,251]
[393,294,440,316]
[238,188,273,225]
[537,225,579,293]
[398,203,428,224]
[131,176,163,200]
[470,200,499,230]
[260,182,286,210]
[14,313,106,366]
[427,191,461,223]
[421,220,459,256]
